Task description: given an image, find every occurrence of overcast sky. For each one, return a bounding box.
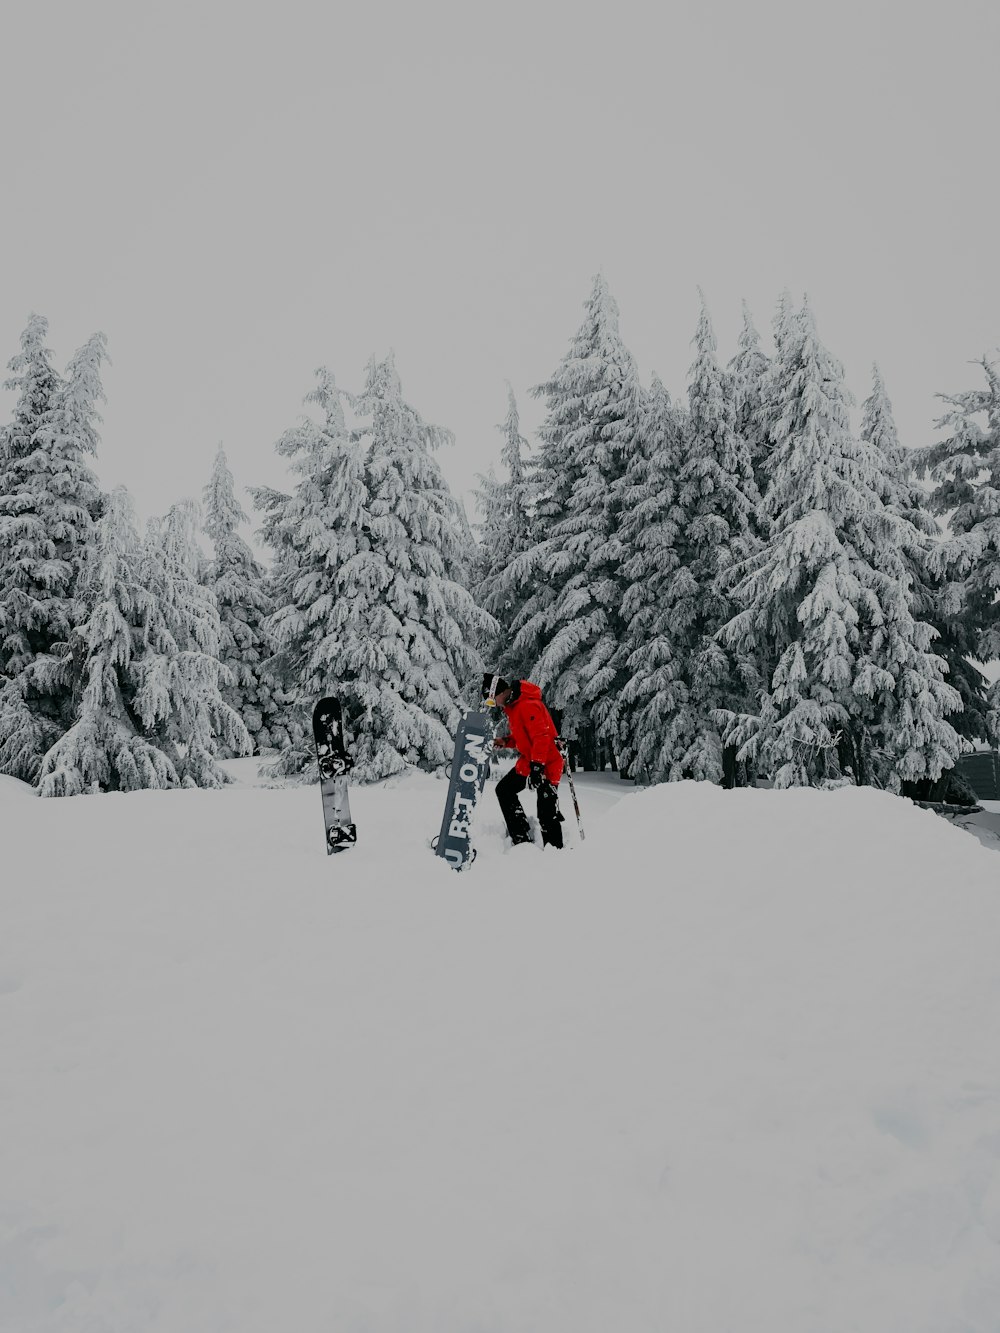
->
[3,0,999,541]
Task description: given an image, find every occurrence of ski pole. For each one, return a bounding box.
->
[556,738,585,841]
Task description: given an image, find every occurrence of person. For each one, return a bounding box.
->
[482,673,564,849]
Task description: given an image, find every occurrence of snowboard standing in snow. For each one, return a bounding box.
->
[312,697,357,854]
[434,710,494,870]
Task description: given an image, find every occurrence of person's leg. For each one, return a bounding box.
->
[495,767,532,844]
[536,779,564,848]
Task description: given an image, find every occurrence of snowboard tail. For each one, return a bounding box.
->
[434,710,493,870]
[312,696,356,855]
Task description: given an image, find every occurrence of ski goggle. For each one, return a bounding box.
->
[484,674,502,707]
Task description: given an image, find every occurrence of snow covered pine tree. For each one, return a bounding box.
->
[472,382,535,677]
[718,299,963,790]
[139,500,252,786]
[505,275,643,760]
[203,444,293,754]
[918,354,1000,744]
[38,487,179,794]
[0,321,105,782]
[256,359,494,783]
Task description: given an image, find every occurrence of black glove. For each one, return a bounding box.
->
[527,761,546,790]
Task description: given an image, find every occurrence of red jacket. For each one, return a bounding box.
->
[494,680,563,783]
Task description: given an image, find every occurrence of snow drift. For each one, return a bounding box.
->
[2,774,999,1332]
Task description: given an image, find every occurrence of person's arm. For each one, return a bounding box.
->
[522,706,557,763]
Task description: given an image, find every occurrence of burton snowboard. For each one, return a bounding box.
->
[312,696,357,854]
[433,710,493,870]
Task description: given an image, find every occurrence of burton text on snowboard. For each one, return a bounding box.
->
[434,710,493,870]
[312,696,357,855]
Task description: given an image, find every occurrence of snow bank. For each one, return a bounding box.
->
[0,773,36,801]
[2,777,999,1332]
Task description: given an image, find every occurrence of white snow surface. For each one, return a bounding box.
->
[0,773,36,801]
[3,772,1000,1332]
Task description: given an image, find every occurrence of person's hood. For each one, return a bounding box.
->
[507,679,542,706]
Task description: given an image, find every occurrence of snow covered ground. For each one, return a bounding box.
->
[3,770,1000,1332]
[0,774,36,802]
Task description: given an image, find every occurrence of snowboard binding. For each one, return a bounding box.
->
[317,751,353,780]
[327,823,358,852]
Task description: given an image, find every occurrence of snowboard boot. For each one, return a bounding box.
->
[496,766,534,845]
[537,780,564,849]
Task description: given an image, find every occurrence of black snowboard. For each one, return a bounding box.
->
[434,710,493,870]
[312,696,357,855]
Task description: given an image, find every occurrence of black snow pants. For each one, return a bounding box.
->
[495,766,564,849]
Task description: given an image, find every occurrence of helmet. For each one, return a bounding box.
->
[481,673,510,706]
